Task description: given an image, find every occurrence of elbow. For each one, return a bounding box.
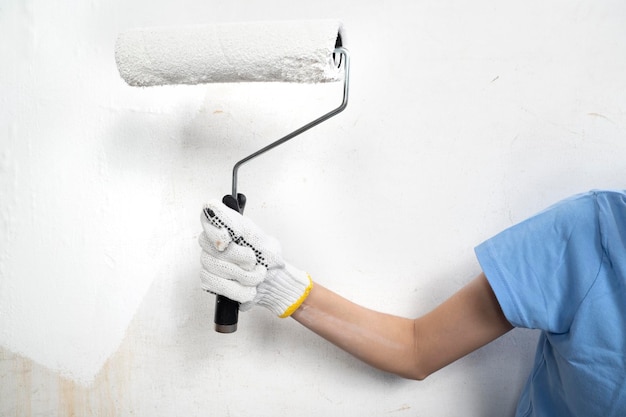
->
[409,371,430,382]
[397,366,430,381]
[402,318,432,381]
[390,346,432,380]
[367,343,432,381]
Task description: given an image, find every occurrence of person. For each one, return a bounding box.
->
[198,189,626,417]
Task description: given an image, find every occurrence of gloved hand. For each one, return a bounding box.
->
[198,200,313,318]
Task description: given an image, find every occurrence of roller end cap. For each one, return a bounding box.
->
[214,323,238,333]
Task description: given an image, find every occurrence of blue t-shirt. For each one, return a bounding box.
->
[475,190,626,417]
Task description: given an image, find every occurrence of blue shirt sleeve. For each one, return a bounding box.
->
[474,192,604,333]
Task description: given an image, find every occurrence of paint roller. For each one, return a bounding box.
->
[115,20,350,333]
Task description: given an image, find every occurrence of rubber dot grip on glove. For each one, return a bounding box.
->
[212,193,247,333]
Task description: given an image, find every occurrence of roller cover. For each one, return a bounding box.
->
[115,20,345,86]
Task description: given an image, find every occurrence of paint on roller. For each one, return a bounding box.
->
[115,20,346,86]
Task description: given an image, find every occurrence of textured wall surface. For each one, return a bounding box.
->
[1,0,625,416]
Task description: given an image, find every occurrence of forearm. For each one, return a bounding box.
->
[291,274,513,381]
[291,283,422,379]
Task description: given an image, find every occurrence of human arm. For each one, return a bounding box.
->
[198,201,513,380]
[292,273,513,380]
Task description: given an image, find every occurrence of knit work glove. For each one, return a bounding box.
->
[199,200,313,318]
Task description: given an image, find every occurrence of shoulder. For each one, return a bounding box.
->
[475,190,612,331]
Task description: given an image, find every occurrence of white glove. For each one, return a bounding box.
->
[198,200,312,318]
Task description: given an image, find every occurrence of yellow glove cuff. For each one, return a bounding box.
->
[279,274,313,318]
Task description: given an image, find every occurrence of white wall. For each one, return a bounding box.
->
[2,0,625,415]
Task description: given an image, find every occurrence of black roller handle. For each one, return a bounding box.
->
[213,193,247,333]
